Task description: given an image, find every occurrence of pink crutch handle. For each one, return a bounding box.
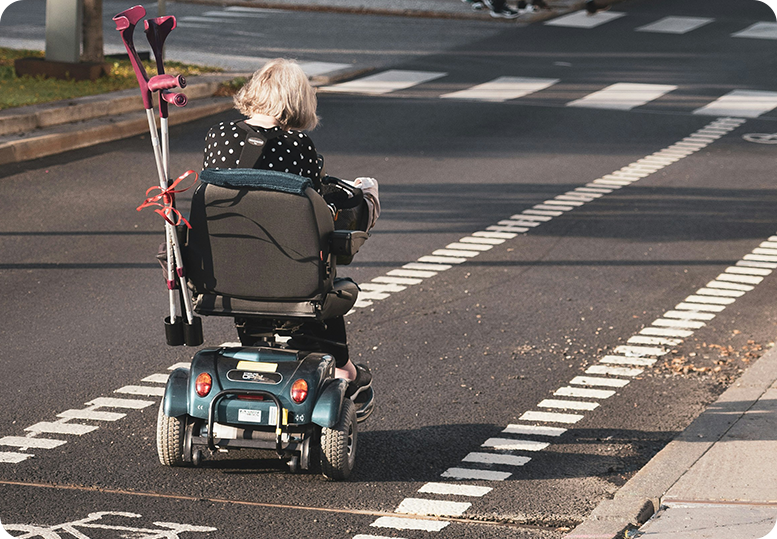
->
[148,74,186,92]
[113,5,152,109]
[113,5,145,30]
[161,91,187,107]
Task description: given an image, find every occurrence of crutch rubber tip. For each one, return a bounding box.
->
[165,316,185,346]
[184,317,204,347]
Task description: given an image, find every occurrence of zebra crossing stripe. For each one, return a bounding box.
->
[693,90,777,118]
[544,10,625,28]
[320,70,446,95]
[440,76,558,102]
[25,422,98,436]
[567,83,677,111]
[732,22,777,40]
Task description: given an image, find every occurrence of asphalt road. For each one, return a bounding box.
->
[2,0,777,537]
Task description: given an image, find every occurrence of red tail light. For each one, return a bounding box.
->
[195,372,212,397]
[290,379,308,403]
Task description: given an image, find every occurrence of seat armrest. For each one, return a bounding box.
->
[330,230,369,258]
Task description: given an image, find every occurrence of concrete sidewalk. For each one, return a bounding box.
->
[566,343,777,539]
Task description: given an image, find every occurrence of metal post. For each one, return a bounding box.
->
[158,0,166,17]
[45,0,82,63]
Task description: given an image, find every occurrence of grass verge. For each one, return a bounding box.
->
[0,47,222,110]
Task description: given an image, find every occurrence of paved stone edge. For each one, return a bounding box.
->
[564,342,777,539]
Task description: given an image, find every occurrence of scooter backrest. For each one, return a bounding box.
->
[185,170,335,302]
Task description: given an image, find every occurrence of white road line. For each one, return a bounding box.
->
[0,452,32,463]
[652,318,707,328]
[628,335,682,346]
[418,255,467,264]
[441,467,512,481]
[359,283,407,293]
[354,535,407,539]
[567,83,677,111]
[732,22,777,40]
[662,310,716,321]
[114,385,166,397]
[387,269,437,278]
[141,373,170,384]
[463,452,532,466]
[675,302,727,312]
[586,365,643,377]
[396,498,471,517]
[639,327,694,338]
[432,248,480,258]
[636,16,713,34]
[0,436,66,449]
[615,345,667,356]
[544,10,625,28]
[695,287,745,298]
[441,76,559,102]
[726,266,772,276]
[502,424,567,436]
[418,482,492,497]
[321,70,447,95]
[458,236,505,245]
[57,409,126,422]
[570,376,630,388]
[554,386,616,399]
[86,397,155,409]
[371,516,449,532]
[167,362,191,371]
[374,276,423,285]
[600,355,656,367]
[25,422,98,436]
[683,295,736,305]
[519,411,584,424]
[693,90,777,118]
[481,438,550,451]
[446,242,493,252]
[538,399,599,411]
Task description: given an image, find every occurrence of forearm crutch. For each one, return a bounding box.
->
[114,5,202,346]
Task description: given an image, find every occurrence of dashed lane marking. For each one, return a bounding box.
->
[636,16,714,34]
[543,10,626,28]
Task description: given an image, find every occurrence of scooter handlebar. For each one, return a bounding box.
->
[161,91,187,107]
[148,74,186,92]
[113,5,146,31]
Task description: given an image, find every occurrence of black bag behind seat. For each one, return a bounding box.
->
[184,169,352,319]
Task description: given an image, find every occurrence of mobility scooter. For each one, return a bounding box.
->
[115,5,373,480]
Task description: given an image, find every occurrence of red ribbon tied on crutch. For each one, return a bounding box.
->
[137,169,197,228]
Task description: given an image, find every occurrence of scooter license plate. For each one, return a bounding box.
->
[238,406,277,425]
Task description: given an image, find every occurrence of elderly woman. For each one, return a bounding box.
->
[202,58,375,398]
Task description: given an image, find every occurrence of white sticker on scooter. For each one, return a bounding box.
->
[238,409,263,423]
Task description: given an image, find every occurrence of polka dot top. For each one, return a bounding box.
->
[202,121,321,182]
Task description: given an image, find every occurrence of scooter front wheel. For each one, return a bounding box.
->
[156,402,186,466]
[320,399,357,480]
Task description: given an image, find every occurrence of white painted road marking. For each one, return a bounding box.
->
[418,482,492,497]
[321,70,447,95]
[693,90,777,118]
[544,10,625,28]
[396,498,471,517]
[441,76,559,102]
[371,516,450,532]
[568,83,677,111]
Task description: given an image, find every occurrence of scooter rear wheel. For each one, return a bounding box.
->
[156,402,186,466]
[320,399,357,480]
